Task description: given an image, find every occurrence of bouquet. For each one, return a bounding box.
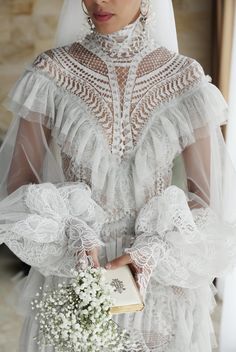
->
[31,261,136,352]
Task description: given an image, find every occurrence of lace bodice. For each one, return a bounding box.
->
[33,16,204,161]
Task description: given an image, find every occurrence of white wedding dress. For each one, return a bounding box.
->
[1,15,236,352]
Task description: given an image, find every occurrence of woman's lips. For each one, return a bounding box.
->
[93,12,114,22]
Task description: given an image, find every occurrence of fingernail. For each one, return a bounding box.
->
[105,263,111,270]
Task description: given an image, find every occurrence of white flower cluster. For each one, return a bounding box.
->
[31,263,134,351]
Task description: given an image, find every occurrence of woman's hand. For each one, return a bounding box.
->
[86,247,101,268]
[105,254,142,289]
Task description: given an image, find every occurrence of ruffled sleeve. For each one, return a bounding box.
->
[0,53,108,274]
[124,69,236,299]
[0,52,65,197]
[3,57,58,129]
[125,185,236,297]
[0,182,107,277]
[160,78,228,149]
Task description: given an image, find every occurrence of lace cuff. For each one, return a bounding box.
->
[124,185,236,298]
[0,182,107,277]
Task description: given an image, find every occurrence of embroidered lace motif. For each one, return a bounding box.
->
[32,19,204,162]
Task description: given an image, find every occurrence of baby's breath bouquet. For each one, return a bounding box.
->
[31,261,135,352]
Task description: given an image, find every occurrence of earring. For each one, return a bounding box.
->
[81,0,95,32]
[140,0,150,24]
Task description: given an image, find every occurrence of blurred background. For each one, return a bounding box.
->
[0,0,236,351]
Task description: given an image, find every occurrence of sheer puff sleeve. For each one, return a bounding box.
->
[124,63,236,299]
[0,53,107,277]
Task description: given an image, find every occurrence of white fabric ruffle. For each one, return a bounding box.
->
[3,67,228,215]
[0,181,107,277]
[124,185,236,298]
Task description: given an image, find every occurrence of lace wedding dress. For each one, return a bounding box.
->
[1,15,236,352]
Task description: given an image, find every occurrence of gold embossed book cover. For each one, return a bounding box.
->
[103,264,145,314]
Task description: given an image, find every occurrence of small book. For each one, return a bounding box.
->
[103,264,145,314]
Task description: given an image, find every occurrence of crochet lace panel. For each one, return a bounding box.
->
[32,41,204,162]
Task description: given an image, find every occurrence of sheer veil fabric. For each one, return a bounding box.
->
[1,1,236,351]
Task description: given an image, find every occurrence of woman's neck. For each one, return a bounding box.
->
[84,15,149,59]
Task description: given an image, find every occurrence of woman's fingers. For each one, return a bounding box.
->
[86,247,100,268]
[105,253,132,270]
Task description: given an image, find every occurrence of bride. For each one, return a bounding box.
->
[1,0,236,351]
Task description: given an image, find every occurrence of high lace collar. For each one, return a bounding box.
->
[85,15,149,59]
